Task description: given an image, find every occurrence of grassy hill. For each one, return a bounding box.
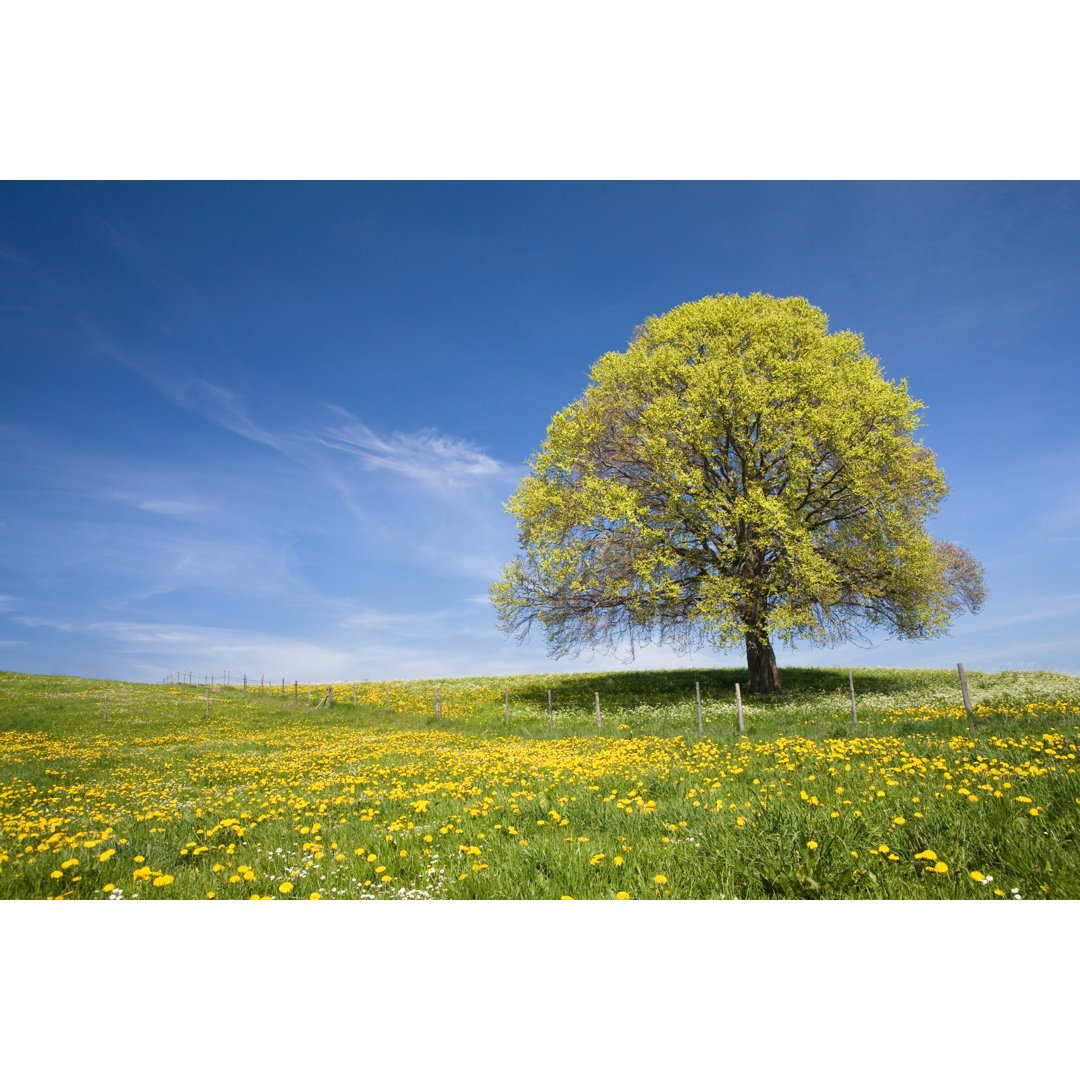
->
[1,665,1078,899]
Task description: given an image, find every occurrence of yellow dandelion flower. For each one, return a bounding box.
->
[50,870,63,879]
[970,870,986,883]
[893,817,905,825]
[806,840,818,850]
[616,891,630,900]
[914,849,937,861]
[654,874,667,885]
[102,883,115,892]
[206,891,216,899]
[152,874,174,887]
[613,855,624,867]
[278,882,294,894]
[309,892,320,900]
[98,849,115,862]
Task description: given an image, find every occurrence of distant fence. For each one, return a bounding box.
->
[160,663,981,730]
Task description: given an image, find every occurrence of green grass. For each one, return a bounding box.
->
[2,665,1078,900]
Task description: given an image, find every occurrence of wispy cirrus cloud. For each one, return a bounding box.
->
[11,615,77,632]
[133,499,208,516]
[80,322,517,501]
[71,617,515,682]
[81,324,290,454]
[318,406,511,488]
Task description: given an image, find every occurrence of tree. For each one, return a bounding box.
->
[490,293,987,694]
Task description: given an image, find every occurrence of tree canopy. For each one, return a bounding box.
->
[491,293,987,692]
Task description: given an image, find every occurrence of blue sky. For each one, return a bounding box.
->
[2,181,1078,682]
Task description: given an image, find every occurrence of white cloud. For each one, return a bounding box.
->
[79,618,508,682]
[954,594,1080,634]
[11,615,76,632]
[136,499,208,516]
[318,406,511,489]
[338,609,441,637]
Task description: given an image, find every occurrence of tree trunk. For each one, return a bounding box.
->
[745,628,781,694]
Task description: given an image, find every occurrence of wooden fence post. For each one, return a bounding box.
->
[696,681,702,734]
[595,691,601,731]
[735,683,744,733]
[205,685,210,718]
[327,685,333,707]
[849,669,858,729]
[353,683,357,706]
[243,675,247,695]
[435,687,441,720]
[957,662,972,718]
[387,686,391,710]
[548,689,553,733]
[294,680,298,701]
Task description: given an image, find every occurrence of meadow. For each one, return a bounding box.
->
[1,665,1078,900]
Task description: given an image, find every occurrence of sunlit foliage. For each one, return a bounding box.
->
[492,294,987,693]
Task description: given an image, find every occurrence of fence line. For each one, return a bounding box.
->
[157,664,982,736]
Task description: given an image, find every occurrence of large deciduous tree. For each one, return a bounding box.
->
[491,293,986,694]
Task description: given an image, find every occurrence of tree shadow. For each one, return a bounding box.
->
[508,664,964,709]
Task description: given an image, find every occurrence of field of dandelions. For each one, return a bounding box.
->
[2,666,1078,900]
